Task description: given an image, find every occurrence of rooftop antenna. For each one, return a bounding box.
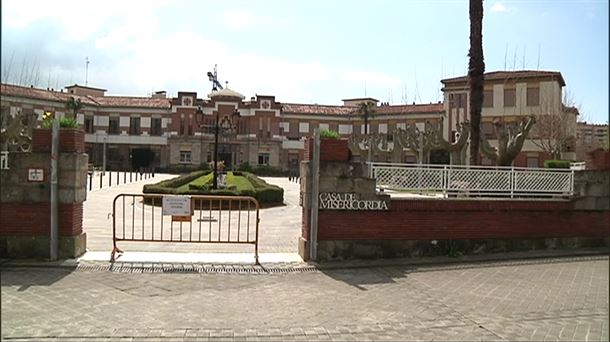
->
[536,44,541,70]
[85,57,90,85]
[206,64,224,92]
[364,80,367,97]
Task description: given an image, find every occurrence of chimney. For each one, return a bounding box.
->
[152,90,167,99]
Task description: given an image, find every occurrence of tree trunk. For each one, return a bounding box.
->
[468,0,485,165]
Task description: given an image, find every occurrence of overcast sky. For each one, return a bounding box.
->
[1,0,608,123]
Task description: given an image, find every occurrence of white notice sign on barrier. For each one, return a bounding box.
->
[162,196,191,216]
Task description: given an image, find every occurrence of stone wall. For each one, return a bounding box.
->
[299,140,610,262]
[0,130,88,259]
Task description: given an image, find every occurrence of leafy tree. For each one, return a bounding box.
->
[468,0,485,164]
[357,101,376,135]
[65,96,83,119]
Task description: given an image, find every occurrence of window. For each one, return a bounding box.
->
[504,89,516,107]
[526,156,539,168]
[84,116,94,133]
[151,118,162,136]
[482,122,495,139]
[299,122,309,133]
[482,90,493,108]
[129,117,141,135]
[527,87,539,106]
[108,117,120,135]
[258,153,270,165]
[179,150,192,164]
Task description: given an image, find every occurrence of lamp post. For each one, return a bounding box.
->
[195,106,240,189]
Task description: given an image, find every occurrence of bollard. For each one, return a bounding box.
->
[99,172,103,189]
[109,171,112,187]
[130,171,132,182]
[124,171,126,184]
[89,172,93,190]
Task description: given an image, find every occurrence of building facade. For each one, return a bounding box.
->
[441,70,578,167]
[1,70,585,171]
[576,122,609,160]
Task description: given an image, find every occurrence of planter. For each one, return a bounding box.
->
[305,138,349,162]
[32,128,85,153]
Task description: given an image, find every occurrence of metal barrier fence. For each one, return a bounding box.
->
[88,168,154,191]
[369,162,574,198]
[111,194,260,263]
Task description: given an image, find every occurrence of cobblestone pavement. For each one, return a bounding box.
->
[2,256,608,341]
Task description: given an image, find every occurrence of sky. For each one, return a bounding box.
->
[1,0,608,123]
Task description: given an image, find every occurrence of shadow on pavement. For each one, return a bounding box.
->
[0,266,76,291]
[320,266,411,290]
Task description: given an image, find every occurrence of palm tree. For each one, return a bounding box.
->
[468,0,485,165]
[65,96,83,119]
[357,101,376,135]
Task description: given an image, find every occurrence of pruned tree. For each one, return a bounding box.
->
[468,0,485,165]
[481,117,536,166]
[65,96,83,119]
[427,119,471,165]
[356,101,376,135]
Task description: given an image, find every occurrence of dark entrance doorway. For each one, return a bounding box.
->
[218,144,233,169]
[131,148,153,170]
[429,149,450,165]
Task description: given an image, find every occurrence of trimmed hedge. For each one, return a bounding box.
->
[143,170,211,194]
[544,160,572,169]
[142,171,283,205]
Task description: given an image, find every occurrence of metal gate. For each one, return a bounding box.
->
[111,194,260,263]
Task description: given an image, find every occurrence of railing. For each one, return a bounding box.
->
[369,162,574,198]
[87,168,155,191]
[111,194,260,264]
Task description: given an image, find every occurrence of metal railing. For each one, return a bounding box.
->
[369,162,574,198]
[111,194,260,263]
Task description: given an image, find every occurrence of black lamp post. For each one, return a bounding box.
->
[195,106,240,190]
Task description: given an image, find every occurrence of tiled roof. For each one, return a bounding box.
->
[93,96,170,108]
[282,103,357,115]
[441,70,565,87]
[282,102,443,116]
[376,103,443,114]
[1,84,170,108]
[0,83,99,105]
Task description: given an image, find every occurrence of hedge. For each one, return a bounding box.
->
[543,160,572,169]
[142,171,283,205]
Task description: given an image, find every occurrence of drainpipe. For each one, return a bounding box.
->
[50,119,59,261]
[309,128,320,261]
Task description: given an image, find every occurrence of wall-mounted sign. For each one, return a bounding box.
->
[319,192,389,211]
[27,168,44,182]
[162,196,191,216]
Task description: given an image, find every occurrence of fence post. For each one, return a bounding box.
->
[116,171,119,185]
[109,171,112,187]
[443,165,448,198]
[124,171,126,184]
[510,166,514,198]
[89,172,93,191]
[100,172,103,189]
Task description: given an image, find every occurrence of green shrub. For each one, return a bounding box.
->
[40,116,80,129]
[543,160,572,169]
[237,162,253,172]
[320,129,340,139]
[251,165,289,176]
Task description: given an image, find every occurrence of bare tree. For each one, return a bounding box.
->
[529,90,578,160]
[468,0,485,165]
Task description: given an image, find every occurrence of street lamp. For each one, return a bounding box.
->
[195,106,240,189]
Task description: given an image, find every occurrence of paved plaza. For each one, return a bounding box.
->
[83,174,302,256]
[1,256,608,341]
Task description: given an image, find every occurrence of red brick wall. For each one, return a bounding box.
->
[0,203,83,236]
[304,138,349,161]
[314,199,608,241]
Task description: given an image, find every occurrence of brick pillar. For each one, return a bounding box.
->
[0,129,88,259]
